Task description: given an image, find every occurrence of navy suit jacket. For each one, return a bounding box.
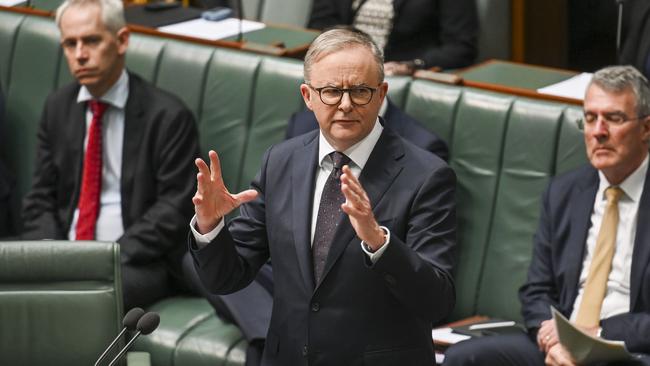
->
[191,128,456,365]
[22,72,200,281]
[286,100,449,162]
[520,164,650,353]
[308,0,477,69]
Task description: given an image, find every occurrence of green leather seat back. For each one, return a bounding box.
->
[2,16,62,204]
[403,80,462,150]
[155,40,215,120]
[31,0,64,11]
[126,33,167,83]
[385,76,412,109]
[259,0,311,27]
[556,107,588,175]
[0,11,24,92]
[238,56,304,191]
[200,48,262,190]
[448,89,513,319]
[475,100,564,321]
[133,297,245,366]
[0,241,122,365]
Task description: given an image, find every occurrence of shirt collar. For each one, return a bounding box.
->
[318,118,384,170]
[598,154,649,203]
[76,69,129,109]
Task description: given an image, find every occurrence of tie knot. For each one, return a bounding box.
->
[330,151,350,170]
[605,186,624,204]
[89,100,109,118]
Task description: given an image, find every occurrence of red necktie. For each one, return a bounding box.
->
[75,100,108,240]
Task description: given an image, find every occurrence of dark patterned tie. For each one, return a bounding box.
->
[312,151,351,284]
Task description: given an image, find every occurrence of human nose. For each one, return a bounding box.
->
[337,91,353,112]
[75,42,88,61]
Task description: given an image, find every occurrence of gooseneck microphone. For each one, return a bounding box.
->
[616,0,627,58]
[94,307,145,366]
[236,0,244,43]
[107,312,161,366]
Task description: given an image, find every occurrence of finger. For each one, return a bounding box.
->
[233,189,259,206]
[195,157,210,176]
[208,150,223,182]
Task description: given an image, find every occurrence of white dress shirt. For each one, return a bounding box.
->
[191,118,391,263]
[68,70,128,241]
[570,155,649,322]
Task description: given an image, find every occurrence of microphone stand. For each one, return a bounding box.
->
[616,0,626,59]
[94,327,128,366]
[107,330,143,366]
[236,0,244,43]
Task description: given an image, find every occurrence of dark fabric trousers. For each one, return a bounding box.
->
[442,332,650,366]
[182,253,273,366]
[122,261,176,311]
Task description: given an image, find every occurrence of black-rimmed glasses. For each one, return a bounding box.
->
[307,84,379,105]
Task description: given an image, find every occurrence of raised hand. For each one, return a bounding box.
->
[192,150,258,234]
[340,165,386,251]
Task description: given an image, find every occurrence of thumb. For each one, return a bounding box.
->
[233,189,259,206]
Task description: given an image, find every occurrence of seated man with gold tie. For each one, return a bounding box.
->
[443,65,650,366]
[21,0,200,310]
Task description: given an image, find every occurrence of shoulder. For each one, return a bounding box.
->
[128,72,192,113]
[546,164,597,199]
[45,81,80,105]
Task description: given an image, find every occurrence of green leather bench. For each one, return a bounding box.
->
[0,241,150,366]
[0,7,587,366]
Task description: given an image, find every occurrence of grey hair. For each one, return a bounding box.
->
[56,0,126,34]
[589,65,650,118]
[303,27,384,84]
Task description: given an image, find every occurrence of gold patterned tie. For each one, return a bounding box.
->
[576,186,624,327]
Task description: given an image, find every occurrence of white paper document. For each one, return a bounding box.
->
[158,18,265,41]
[431,327,471,345]
[537,72,593,100]
[0,0,26,6]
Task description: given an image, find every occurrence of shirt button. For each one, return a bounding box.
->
[302,345,309,356]
[311,302,320,312]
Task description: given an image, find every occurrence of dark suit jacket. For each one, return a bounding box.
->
[22,72,200,280]
[286,100,449,161]
[191,128,456,365]
[308,0,477,69]
[620,0,650,78]
[520,164,650,353]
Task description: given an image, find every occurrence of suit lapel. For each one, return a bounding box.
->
[291,133,319,292]
[121,74,145,207]
[630,164,650,308]
[317,130,404,288]
[565,168,599,306]
[68,93,87,216]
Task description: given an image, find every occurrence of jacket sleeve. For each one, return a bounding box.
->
[519,184,563,331]
[21,95,66,240]
[118,106,200,265]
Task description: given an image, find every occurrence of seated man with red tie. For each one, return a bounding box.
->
[443,65,650,366]
[21,0,200,310]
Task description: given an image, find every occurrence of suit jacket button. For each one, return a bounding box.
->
[302,345,309,356]
[384,274,396,286]
[311,302,320,312]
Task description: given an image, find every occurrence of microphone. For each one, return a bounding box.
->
[236,0,244,43]
[616,0,626,59]
[107,312,161,366]
[94,307,145,366]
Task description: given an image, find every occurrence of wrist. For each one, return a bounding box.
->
[365,226,388,251]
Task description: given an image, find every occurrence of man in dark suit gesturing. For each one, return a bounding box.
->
[444,66,650,365]
[22,0,199,310]
[189,28,456,365]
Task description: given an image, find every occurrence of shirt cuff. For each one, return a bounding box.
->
[190,215,224,248]
[360,226,390,263]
